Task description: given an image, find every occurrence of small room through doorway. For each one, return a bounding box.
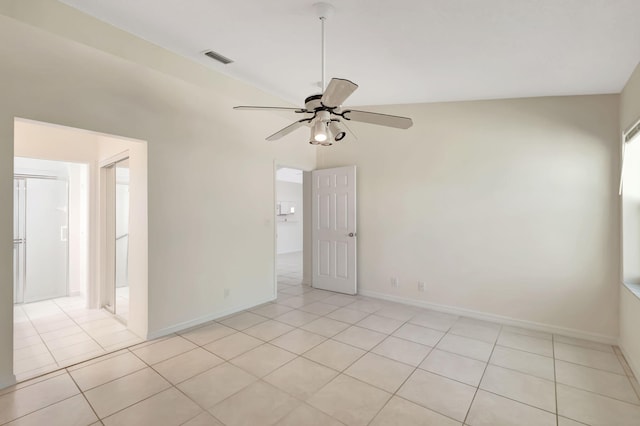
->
[276,167,306,289]
[12,118,147,381]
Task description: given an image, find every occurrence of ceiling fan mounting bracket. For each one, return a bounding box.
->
[313,2,335,21]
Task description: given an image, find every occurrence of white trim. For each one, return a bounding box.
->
[618,344,640,382]
[359,289,618,345]
[0,374,16,391]
[145,296,276,340]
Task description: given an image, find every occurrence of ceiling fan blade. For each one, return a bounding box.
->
[266,119,309,141]
[234,106,306,113]
[321,78,359,108]
[343,109,413,129]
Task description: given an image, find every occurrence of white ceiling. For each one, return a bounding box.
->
[59,0,640,106]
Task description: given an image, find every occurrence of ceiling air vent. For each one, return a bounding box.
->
[204,50,234,65]
[625,119,640,143]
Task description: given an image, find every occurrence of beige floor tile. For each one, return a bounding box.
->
[355,314,404,334]
[466,390,556,426]
[370,396,461,426]
[555,360,639,404]
[84,367,170,418]
[344,300,385,314]
[409,311,459,332]
[274,310,320,327]
[250,303,294,319]
[275,403,344,426]
[13,362,59,382]
[397,369,475,422]
[4,394,97,426]
[308,374,391,426]
[203,332,262,360]
[153,348,224,384]
[93,330,141,348]
[270,329,326,354]
[39,325,87,342]
[554,343,625,375]
[132,335,197,365]
[182,412,224,426]
[243,320,295,341]
[298,302,340,316]
[496,332,553,357]
[555,335,614,353]
[0,370,66,398]
[489,345,555,381]
[13,352,56,375]
[436,334,494,362]
[372,336,432,367]
[177,363,257,409]
[322,294,358,307]
[69,351,147,391]
[303,339,366,371]
[333,326,387,351]
[277,296,308,308]
[345,352,414,393]
[557,383,640,425]
[40,331,94,351]
[220,312,268,331]
[50,340,104,362]
[480,365,556,412]
[326,308,370,324]
[557,417,587,426]
[420,349,486,386]
[230,344,297,377]
[501,325,552,341]
[393,323,445,346]
[265,357,338,400]
[210,381,299,426]
[179,323,237,346]
[375,305,417,322]
[102,388,201,426]
[301,317,350,337]
[13,343,50,361]
[13,335,43,351]
[449,319,501,343]
[0,374,80,424]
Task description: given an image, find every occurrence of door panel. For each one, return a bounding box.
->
[24,178,69,303]
[312,166,357,294]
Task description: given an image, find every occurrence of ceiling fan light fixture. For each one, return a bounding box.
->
[313,120,328,142]
[329,121,346,141]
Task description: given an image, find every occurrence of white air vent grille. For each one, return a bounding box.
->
[204,50,234,65]
[624,119,640,143]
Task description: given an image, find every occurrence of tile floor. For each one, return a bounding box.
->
[3,254,639,425]
[13,296,143,382]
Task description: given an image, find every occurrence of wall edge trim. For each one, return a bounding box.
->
[0,374,17,391]
[359,289,618,345]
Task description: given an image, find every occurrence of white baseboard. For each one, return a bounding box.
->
[618,344,640,381]
[146,295,276,340]
[359,290,618,345]
[0,373,16,391]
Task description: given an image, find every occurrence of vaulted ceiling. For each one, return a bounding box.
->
[59,0,640,106]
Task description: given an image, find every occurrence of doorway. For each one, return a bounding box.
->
[275,167,306,292]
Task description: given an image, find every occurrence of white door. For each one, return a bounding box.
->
[312,166,357,294]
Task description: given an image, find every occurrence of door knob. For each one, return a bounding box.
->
[348,232,357,237]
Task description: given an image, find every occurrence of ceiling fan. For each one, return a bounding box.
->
[234,2,413,146]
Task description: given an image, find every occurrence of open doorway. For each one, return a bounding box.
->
[275,167,308,293]
[12,118,147,381]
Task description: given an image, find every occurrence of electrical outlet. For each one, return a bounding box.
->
[224,288,230,298]
[418,281,425,292]
[391,277,399,288]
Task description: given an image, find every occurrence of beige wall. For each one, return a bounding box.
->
[620,60,640,378]
[0,6,315,386]
[318,95,620,340]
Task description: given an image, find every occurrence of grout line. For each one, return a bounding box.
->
[66,366,102,423]
[462,324,500,424]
